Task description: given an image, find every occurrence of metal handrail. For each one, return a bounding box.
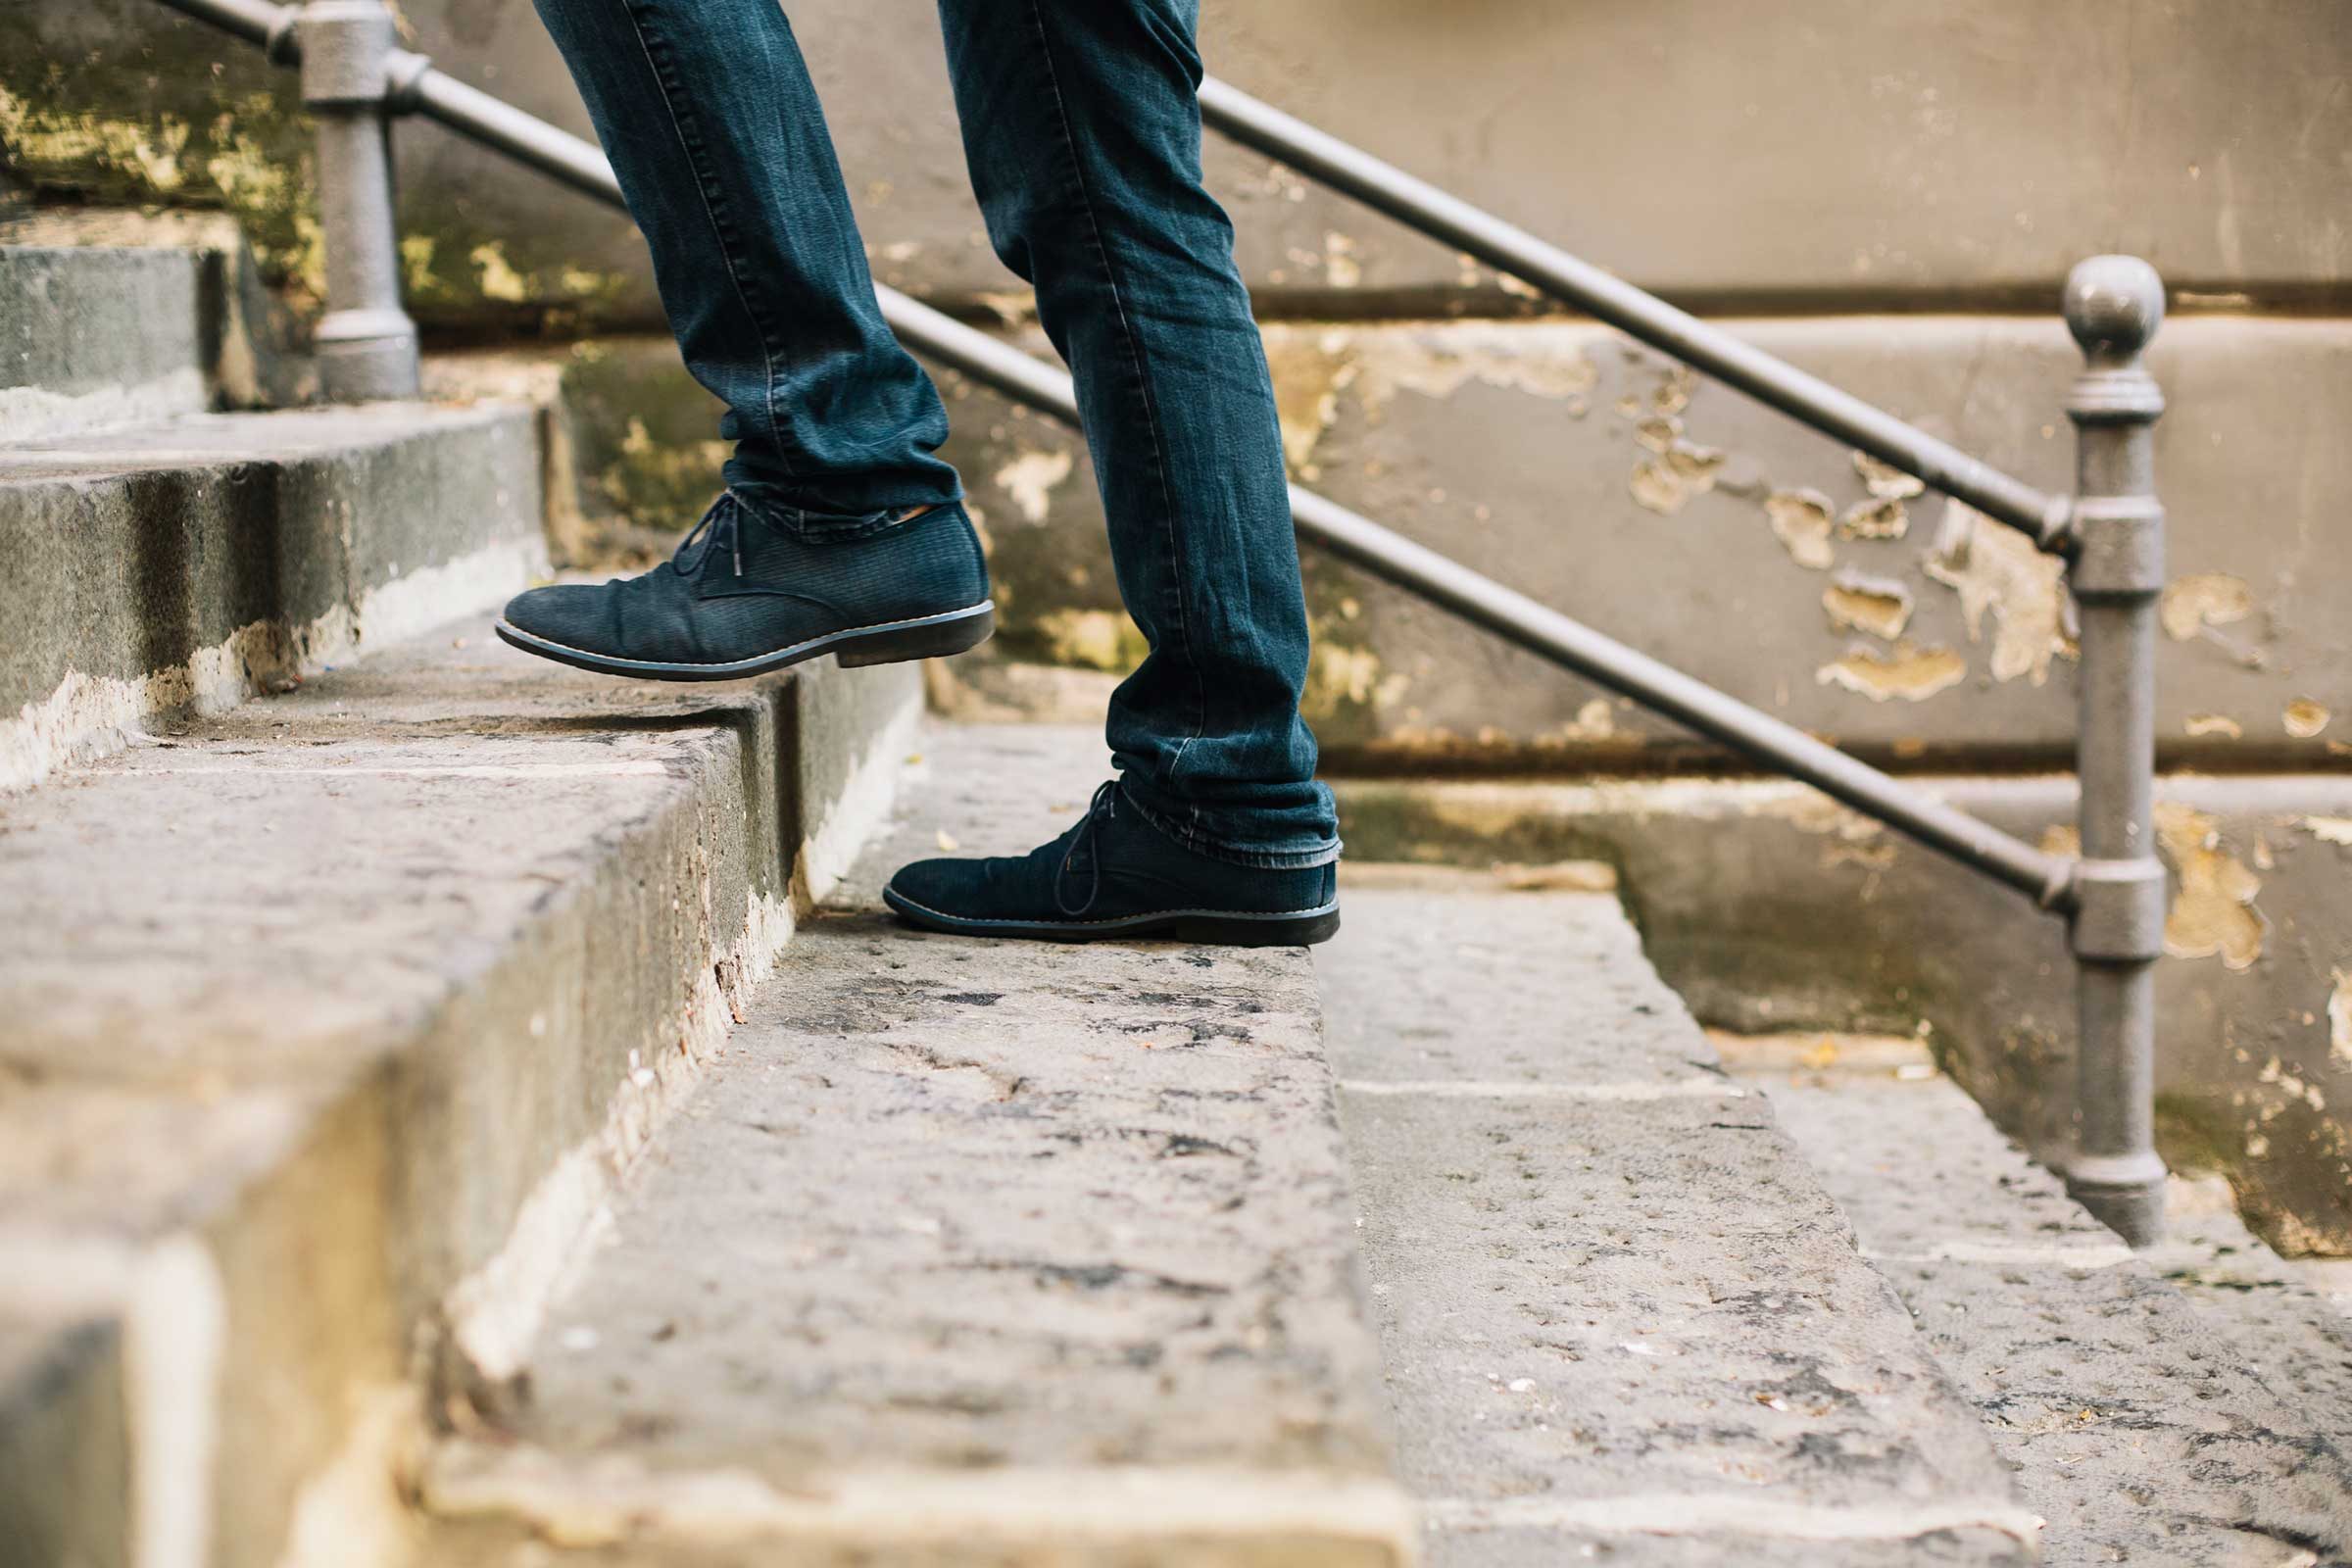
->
[137,0,2169,1245]
[1197,79,2075,552]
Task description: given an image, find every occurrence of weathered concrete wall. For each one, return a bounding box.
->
[470,318,2351,771]
[8,1,2348,322]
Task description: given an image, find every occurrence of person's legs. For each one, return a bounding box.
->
[881,0,1341,945]
[498,0,992,681]
[525,0,955,519]
[931,0,1337,869]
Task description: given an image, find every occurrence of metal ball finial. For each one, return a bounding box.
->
[2064,255,2165,358]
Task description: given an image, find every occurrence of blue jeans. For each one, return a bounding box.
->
[528,0,1340,869]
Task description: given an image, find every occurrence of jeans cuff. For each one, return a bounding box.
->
[727,477,966,542]
[1119,782,1344,870]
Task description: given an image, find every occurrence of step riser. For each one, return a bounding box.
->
[0,656,922,1568]
[0,245,212,443]
[0,408,546,792]
[1,216,312,440]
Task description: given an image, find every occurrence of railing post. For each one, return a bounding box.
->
[297,0,418,401]
[2060,255,2170,1246]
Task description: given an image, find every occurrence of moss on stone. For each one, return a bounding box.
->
[0,15,319,301]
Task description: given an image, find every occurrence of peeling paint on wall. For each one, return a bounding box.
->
[1033,609,1147,674]
[471,242,531,304]
[2184,713,2245,739]
[1259,324,1600,479]
[2159,572,2255,641]
[1261,329,1355,476]
[1557,698,1618,743]
[2302,816,2352,848]
[1322,231,1362,289]
[1349,326,1601,415]
[2284,699,2331,739]
[1822,569,1914,640]
[992,449,1075,525]
[1852,451,1926,501]
[1629,425,1727,516]
[1926,500,2070,685]
[1764,490,1838,569]
[2256,1056,2328,1113]
[1838,496,1909,540]
[1303,640,1408,722]
[2156,802,2267,971]
[1815,643,1967,703]
[2330,970,2352,1071]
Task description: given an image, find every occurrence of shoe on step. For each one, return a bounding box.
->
[884,781,1341,947]
[496,493,992,682]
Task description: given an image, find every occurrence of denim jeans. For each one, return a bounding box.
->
[528,0,1340,868]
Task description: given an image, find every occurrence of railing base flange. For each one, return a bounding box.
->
[2065,1151,2169,1249]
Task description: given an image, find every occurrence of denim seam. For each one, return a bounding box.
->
[615,0,792,478]
[1021,0,1208,816]
[1120,786,1343,871]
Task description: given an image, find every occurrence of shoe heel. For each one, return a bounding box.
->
[1173,908,1343,948]
[835,604,995,668]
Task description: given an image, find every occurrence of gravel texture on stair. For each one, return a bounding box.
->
[1749,1062,2352,1567]
[421,724,1411,1567]
[0,610,918,1568]
[1320,873,2037,1566]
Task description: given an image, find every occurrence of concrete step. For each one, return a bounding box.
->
[1318,869,2040,1565]
[0,612,924,1568]
[0,208,308,440]
[0,402,546,790]
[415,723,1415,1567]
[1727,1039,2352,1566]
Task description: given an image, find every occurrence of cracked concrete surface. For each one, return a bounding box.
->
[1735,1049,2352,1567]
[421,724,1410,1565]
[0,610,920,1568]
[1318,872,2034,1564]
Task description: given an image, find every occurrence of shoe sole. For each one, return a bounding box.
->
[882,886,1341,948]
[493,602,995,683]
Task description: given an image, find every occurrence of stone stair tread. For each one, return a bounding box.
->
[1744,1063,2352,1565]
[0,207,309,435]
[1319,876,2039,1564]
[0,608,923,1568]
[0,402,518,474]
[417,724,1415,1565]
[3,618,750,1101]
[1,398,547,792]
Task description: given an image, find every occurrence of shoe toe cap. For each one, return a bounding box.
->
[502,583,612,650]
[886,858,970,915]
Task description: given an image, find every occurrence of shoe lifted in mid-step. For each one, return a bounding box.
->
[886,781,1341,947]
[496,493,993,681]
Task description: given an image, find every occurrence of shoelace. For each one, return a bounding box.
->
[672,494,744,579]
[1054,781,1120,918]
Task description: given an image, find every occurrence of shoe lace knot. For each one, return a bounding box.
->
[1054,781,1120,918]
[673,493,745,580]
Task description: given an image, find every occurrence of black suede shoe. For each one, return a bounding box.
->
[496,494,992,681]
[884,782,1340,946]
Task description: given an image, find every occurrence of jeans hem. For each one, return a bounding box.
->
[729,484,968,543]
[1119,784,1343,871]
